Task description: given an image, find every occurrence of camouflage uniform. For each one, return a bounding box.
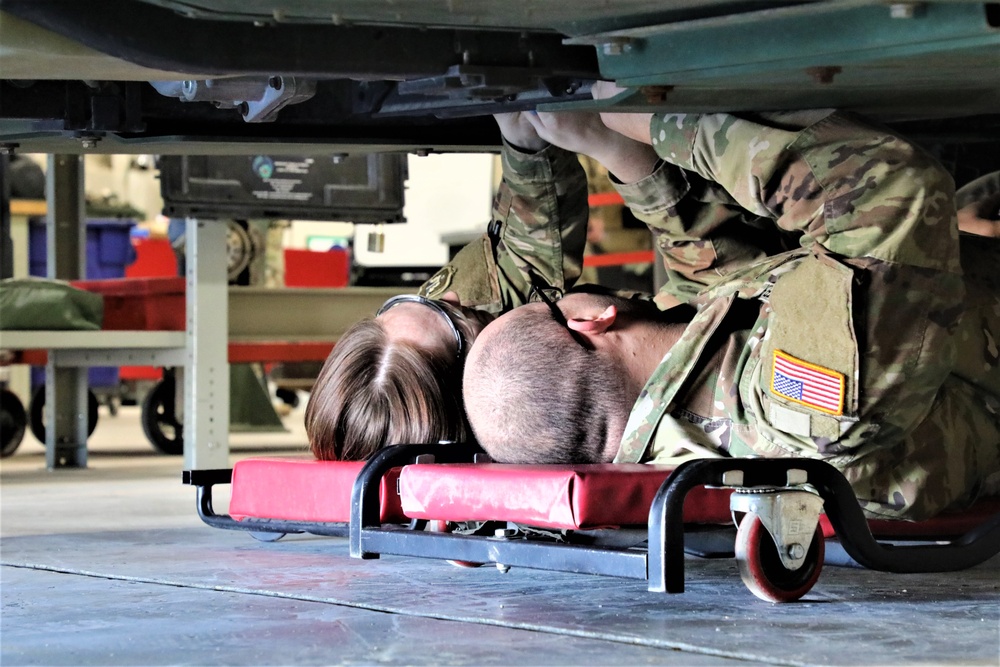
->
[419,140,589,313]
[612,110,1000,520]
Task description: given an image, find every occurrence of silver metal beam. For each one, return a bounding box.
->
[43,154,87,469]
[184,218,229,470]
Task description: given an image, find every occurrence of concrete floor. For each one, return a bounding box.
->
[2,403,999,666]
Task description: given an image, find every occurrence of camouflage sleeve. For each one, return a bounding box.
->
[650,111,969,518]
[419,140,589,313]
[613,160,790,305]
[491,139,589,310]
[647,110,962,273]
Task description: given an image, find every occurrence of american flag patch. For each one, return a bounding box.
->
[771,350,845,416]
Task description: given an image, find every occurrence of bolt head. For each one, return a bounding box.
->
[787,543,806,559]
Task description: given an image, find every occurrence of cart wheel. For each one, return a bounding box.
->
[275,387,299,408]
[428,520,484,568]
[734,512,824,603]
[28,387,99,444]
[1,389,27,457]
[249,531,287,542]
[141,380,184,456]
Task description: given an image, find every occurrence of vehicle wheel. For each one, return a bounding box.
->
[275,387,299,408]
[1,389,27,457]
[28,387,99,444]
[428,520,483,568]
[734,512,824,603]
[141,380,184,455]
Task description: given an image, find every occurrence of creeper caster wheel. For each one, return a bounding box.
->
[428,520,484,568]
[735,511,824,602]
[249,531,287,542]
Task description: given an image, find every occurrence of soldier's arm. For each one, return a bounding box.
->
[491,139,589,309]
[419,131,589,313]
[647,111,961,273]
[612,160,788,304]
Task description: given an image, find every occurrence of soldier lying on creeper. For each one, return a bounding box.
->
[304,111,661,461]
[463,106,1000,521]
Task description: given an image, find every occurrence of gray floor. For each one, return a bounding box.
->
[2,404,998,666]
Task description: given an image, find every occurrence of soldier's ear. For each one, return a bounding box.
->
[567,305,617,334]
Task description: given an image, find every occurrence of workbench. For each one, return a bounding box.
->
[1,155,399,469]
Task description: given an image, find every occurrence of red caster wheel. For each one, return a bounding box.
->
[428,520,483,568]
[735,511,824,602]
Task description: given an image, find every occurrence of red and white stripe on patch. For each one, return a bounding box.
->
[770,349,845,416]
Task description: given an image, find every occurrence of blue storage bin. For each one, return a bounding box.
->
[29,219,137,279]
[31,366,120,391]
[27,219,133,393]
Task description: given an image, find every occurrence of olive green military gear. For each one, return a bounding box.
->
[419,140,589,313]
[613,111,998,521]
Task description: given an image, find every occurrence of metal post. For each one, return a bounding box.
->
[44,358,88,468]
[45,155,85,280]
[0,153,12,280]
[44,155,88,468]
[183,218,230,470]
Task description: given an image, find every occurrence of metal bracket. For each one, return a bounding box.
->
[151,75,316,123]
[730,487,825,571]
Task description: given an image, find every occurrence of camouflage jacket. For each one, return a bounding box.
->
[613,110,1000,520]
[419,140,589,313]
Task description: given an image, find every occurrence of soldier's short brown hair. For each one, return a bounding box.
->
[305,318,470,461]
[463,305,630,464]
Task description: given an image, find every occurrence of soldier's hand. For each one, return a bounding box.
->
[526,111,658,184]
[957,194,1000,237]
[493,113,548,152]
[523,111,610,156]
[591,81,655,146]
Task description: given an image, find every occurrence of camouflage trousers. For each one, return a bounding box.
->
[838,237,1000,519]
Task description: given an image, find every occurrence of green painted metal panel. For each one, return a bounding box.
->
[587,2,1000,86]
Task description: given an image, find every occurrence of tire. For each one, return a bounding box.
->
[141,380,184,455]
[275,387,299,408]
[1,389,27,457]
[28,386,99,445]
[734,512,824,603]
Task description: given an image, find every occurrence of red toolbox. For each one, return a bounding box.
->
[71,276,185,331]
[284,248,349,288]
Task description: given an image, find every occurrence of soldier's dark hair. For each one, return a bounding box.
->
[463,306,630,464]
[305,318,470,461]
